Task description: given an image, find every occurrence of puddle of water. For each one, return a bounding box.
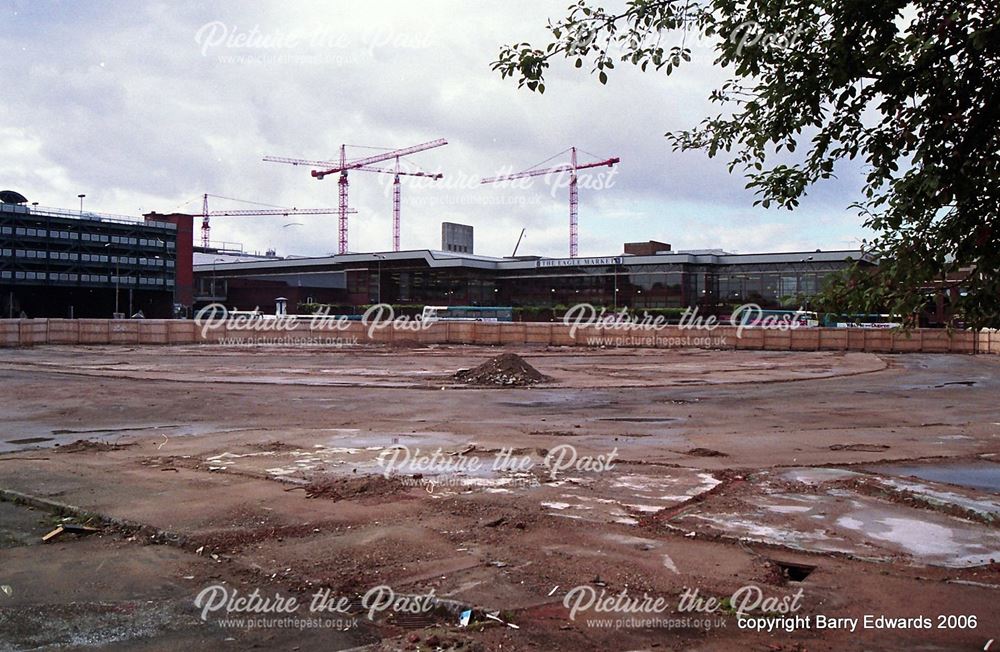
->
[50,424,183,435]
[867,461,1000,494]
[681,491,1000,567]
[5,437,54,445]
[683,512,860,556]
[537,470,720,525]
[780,468,861,485]
[325,431,460,449]
[872,477,999,519]
[497,392,614,410]
[0,423,225,454]
[598,417,679,423]
[900,378,990,391]
[834,505,1000,567]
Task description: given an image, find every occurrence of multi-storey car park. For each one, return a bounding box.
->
[0,193,186,318]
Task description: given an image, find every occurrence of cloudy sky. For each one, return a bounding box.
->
[1,0,871,258]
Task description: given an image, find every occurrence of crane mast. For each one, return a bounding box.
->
[481,147,619,258]
[266,139,446,253]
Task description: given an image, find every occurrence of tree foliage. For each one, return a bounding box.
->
[492,0,1000,327]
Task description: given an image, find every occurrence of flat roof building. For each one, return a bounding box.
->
[442,222,474,254]
[193,243,873,315]
[1,196,183,318]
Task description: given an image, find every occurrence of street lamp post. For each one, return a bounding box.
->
[373,254,386,304]
[78,194,86,215]
[104,242,119,316]
[613,259,619,311]
[212,258,227,298]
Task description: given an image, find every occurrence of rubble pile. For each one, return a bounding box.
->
[454,353,550,387]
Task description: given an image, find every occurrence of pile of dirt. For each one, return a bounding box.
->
[247,440,299,453]
[304,475,406,501]
[56,440,134,453]
[454,353,550,387]
[684,447,728,457]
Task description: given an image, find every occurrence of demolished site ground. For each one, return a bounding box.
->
[0,344,997,651]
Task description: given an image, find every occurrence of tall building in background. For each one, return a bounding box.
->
[1,192,179,318]
[143,212,194,312]
[442,222,474,254]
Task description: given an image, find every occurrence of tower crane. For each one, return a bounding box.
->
[481,147,619,258]
[197,194,344,249]
[264,138,447,253]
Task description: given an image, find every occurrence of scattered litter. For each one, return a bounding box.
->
[41,528,62,542]
[484,611,519,629]
[459,609,472,627]
[42,523,100,542]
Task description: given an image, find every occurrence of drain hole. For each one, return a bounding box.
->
[773,560,815,582]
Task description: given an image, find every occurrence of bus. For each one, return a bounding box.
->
[421,306,513,322]
[821,313,901,328]
[721,308,819,328]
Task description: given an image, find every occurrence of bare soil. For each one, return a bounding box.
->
[0,344,998,651]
